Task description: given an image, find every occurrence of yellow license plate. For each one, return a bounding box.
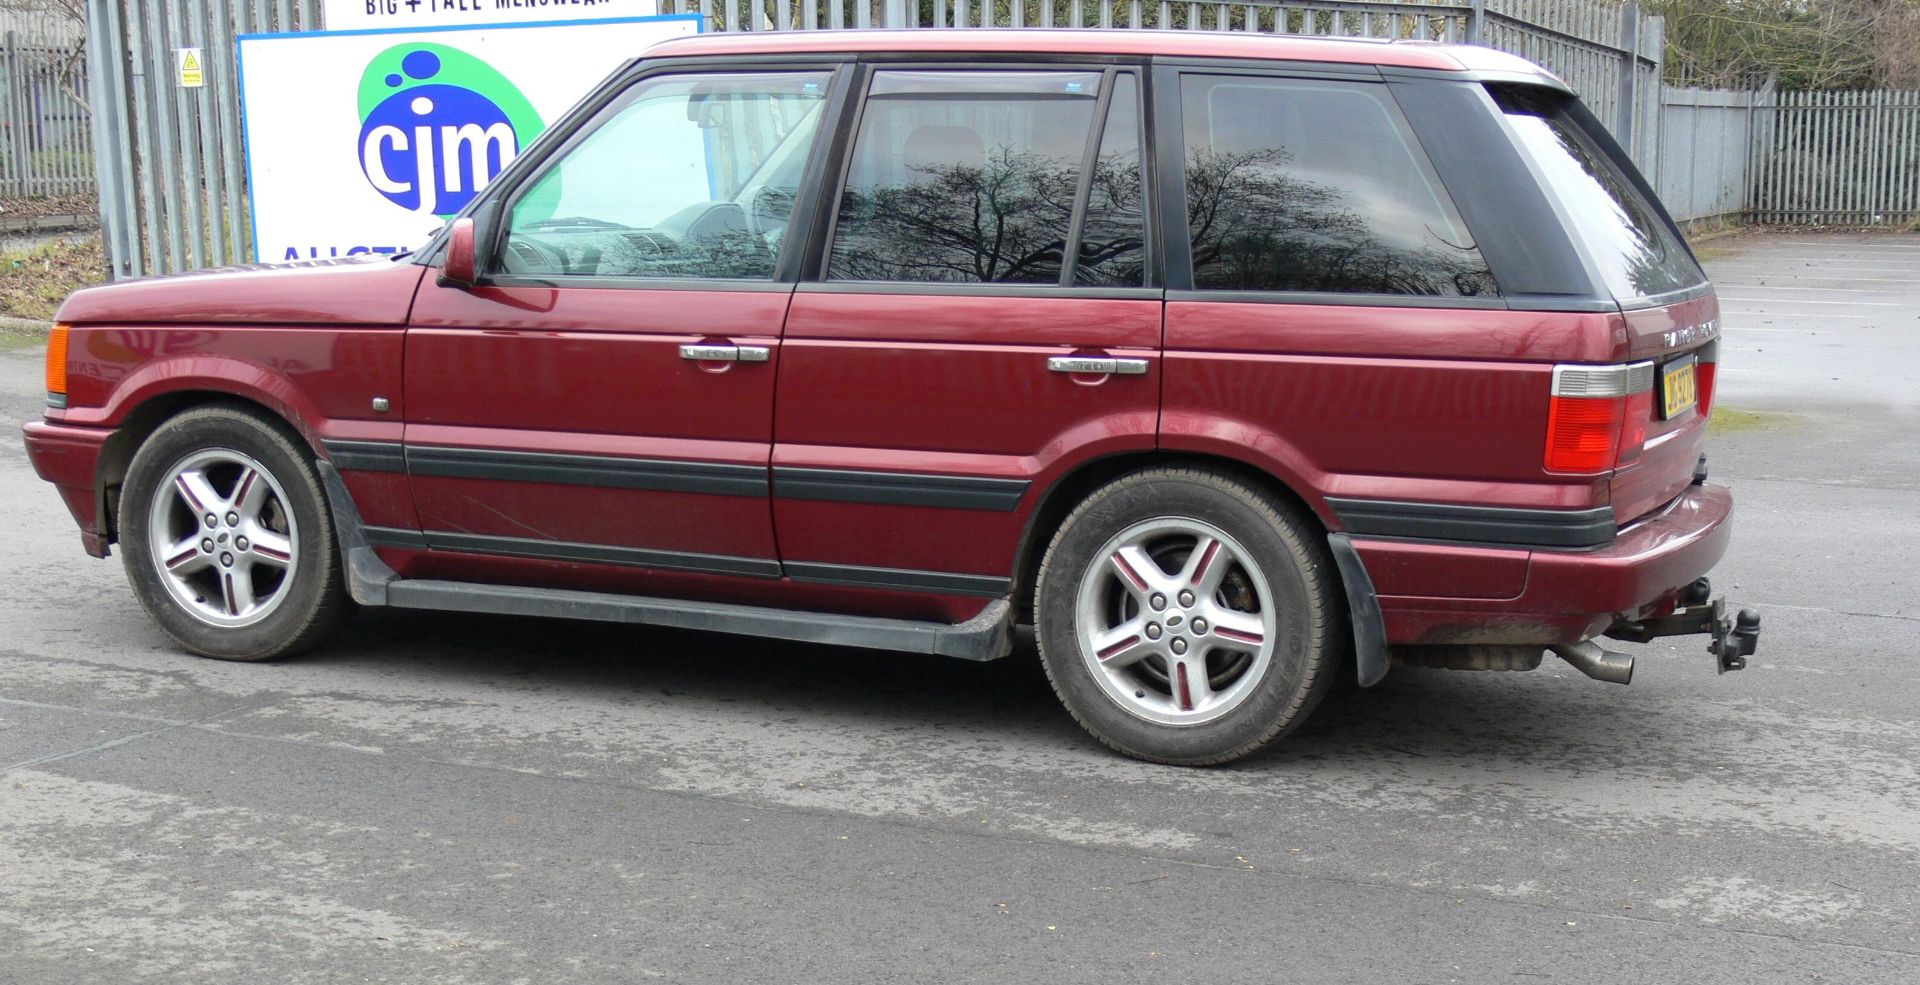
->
[1662,359,1698,418]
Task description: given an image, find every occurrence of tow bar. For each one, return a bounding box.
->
[1607,578,1762,674]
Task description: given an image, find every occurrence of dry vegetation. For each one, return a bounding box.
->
[0,235,107,323]
[1656,0,1920,89]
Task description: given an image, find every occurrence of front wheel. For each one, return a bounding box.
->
[1034,468,1341,765]
[119,405,345,661]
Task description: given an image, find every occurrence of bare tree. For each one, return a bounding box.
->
[0,0,85,21]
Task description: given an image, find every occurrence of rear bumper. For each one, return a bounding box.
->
[1360,483,1734,645]
[22,420,114,557]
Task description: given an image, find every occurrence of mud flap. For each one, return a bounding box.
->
[1327,533,1391,687]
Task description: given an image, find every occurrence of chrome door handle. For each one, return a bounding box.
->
[680,344,771,363]
[1048,355,1149,376]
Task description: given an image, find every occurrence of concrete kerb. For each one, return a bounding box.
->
[0,317,54,336]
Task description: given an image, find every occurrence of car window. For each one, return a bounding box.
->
[1181,75,1498,298]
[827,70,1113,286]
[499,71,830,280]
[1493,86,1704,301]
[1073,73,1147,288]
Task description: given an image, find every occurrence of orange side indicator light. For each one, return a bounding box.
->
[45,323,70,406]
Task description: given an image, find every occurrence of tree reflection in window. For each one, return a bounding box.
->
[829,72,1121,285]
[1182,77,1498,297]
[1073,74,1147,288]
[831,145,1082,283]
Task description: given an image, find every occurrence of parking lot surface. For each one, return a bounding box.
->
[2,231,1917,983]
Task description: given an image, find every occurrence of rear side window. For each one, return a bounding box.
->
[828,70,1145,286]
[1494,86,1704,301]
[1180,75,1497,297]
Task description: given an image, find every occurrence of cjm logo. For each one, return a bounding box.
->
[356,44,543,218]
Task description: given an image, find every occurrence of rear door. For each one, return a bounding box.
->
[773,65,1159,621]
[404,66,838,593]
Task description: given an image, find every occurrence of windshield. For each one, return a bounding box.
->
[1493,86,1704,303]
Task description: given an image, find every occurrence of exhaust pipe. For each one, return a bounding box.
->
[1549,641,1635,685]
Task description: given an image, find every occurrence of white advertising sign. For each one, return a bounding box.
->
[325,0,663,32]
[238,15,699,263]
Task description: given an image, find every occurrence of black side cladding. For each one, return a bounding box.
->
[1329,498,1617,550]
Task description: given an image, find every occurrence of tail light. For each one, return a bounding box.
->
[1696,342,1719,418]
[45,323,70,409]
[1545,362,1654,473]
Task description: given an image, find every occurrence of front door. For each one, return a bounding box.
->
[773,66,1161,622]
[404,67,838,595]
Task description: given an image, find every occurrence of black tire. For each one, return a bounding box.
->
[1033,467,1342,765]
[118,404,345,661]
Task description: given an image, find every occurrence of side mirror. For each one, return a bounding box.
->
[440,217,478,287]
[437,200,501,289]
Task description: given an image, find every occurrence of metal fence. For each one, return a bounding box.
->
[64,0,1920,280]
[1654,85,1765,224]
[1,28,92,200]
[83,0,323,278]
[659,0,1667,162]
[1749,89,1920,226]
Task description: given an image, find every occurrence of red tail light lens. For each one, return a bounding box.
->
[1695,359,1717,419]
[1544,396,1624,472]
[1617,389,1654,465]
[1545,362,1655,474]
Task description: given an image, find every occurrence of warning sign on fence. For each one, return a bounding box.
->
[176,48,204,88]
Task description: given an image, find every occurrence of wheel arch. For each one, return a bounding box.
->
[1011,449,1386,686]
[92,388,322,550]
[1012,450,1332,621]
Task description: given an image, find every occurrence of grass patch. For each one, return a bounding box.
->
[0,331,47,351]
[1709,407,1798,434]
[0,236,108,322]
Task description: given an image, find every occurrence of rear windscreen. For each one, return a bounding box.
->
[1493,86,1704,302]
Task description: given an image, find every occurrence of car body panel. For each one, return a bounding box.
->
[774,290,1162,586]
[54,257,424,327]
[401,280,788,585]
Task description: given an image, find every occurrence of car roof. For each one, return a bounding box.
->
[640,28,1562,81]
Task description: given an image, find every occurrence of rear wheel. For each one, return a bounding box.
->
[1034,468,1340,765]
[119,405,344,661]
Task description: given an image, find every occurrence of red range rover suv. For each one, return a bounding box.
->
[24,30,1759,764]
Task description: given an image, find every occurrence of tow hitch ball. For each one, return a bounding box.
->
[1607,578,1762,674]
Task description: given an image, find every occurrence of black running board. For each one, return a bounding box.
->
[384,580,1011,661]
[318,461,1012,661]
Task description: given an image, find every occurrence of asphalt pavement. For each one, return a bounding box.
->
[2,230,1916,983]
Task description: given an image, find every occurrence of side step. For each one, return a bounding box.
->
[385,580,1012,661]
[318,460,1012,662]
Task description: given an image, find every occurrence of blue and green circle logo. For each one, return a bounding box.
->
[356,44,543,218]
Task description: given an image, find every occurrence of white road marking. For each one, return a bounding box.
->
[1711,285,1888,294]
[1719,312,1876,320]
[1716,297,1899,306]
